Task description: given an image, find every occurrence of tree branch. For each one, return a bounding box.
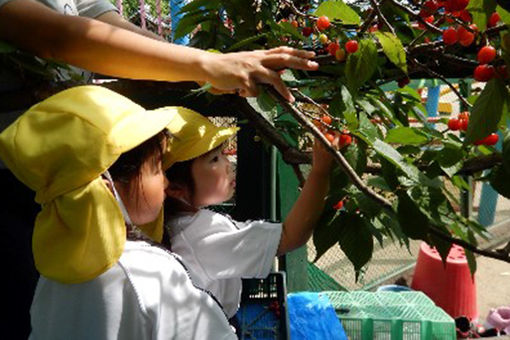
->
[427,226,510,263]
[266,86,394,210]
[409,57,472,109]
[370,0,396,36]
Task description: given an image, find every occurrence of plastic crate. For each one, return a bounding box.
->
[236,272,289,340]
[324,291,456,340]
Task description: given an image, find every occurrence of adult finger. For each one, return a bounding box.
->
[262,54,319,72]
[266,46,316,59]
[254,68,293,102]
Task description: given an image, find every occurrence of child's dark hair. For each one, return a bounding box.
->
[109,129,168,186]
[164,159,194,216]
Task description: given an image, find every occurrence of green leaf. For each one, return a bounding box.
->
[337,213,373,279]
[435,141,464,177]
[0,40,16,53]
[247,94,277,121]
[256,88,276,112]
[174,11,210,40]
[371,139,420,182]
[489,165,510,198]
[428,234,452,266]
[384,127,429,145]
[225,34,267,52]
[466,230,478,276]
[497,6,510,25]
[502,130,510,172]
[467,0,498,29]
[397,192,430,240]
[179,0,220,13]
[465,78,509,145]
[351,190,382,217]
[343,142,367,174]
[313,210,344,262]
[373,32,407,73]
[340,85,357,129]
[367,176,392,191]
[358,112,380,141]
[313,0,361,25]
[278,21,303,40]
[345,39,378,93]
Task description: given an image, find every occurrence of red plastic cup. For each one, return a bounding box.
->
[411,242,478,321]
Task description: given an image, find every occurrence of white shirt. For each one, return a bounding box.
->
[167,209,283,318]
[29,240,236,340]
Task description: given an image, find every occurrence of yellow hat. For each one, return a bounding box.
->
[0,85,180,283]
[162,107,239,169]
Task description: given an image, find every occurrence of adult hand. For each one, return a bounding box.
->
[201,47,318,102]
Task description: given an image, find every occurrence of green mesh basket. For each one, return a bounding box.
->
[324,291,456,340]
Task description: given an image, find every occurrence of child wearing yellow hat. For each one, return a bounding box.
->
[163,109,337,326]
[0,85,236,340]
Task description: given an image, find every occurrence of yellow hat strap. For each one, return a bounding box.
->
[102,170,134,228]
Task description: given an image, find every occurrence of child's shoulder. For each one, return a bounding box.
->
[121,240,183,272]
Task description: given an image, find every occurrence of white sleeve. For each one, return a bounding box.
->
[189,214,283,280]
[75,0,118,18]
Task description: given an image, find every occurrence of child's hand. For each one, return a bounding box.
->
[312,135,338,175]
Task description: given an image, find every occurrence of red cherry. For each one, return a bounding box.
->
[477,45,496,64]
[458,111,469,121]
[484,133,499,146]
[317,16,331,31]
[442,27,458,45]
[488,12,501,27]
[448,118,461,130]
[459,118,468,131]
[325,132,335,143]
[368,24,379,33]
[474,64,495,82]
[418,15,435,29]
[291,20,299,28]
[302,26,313,37]
[345,40,359,53]
[321,114,332,125]
[457,26,474,46]
[497,65,508,79]
[333,200,344,210]
[424,0,439,13]
[339,133,352,148]
[449,0,469,11]
[459,9,471,22]
[327,42,340,56]
[398,77,410,88]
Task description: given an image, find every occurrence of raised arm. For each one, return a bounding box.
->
[0,0,318,101]
[277,138,336,255]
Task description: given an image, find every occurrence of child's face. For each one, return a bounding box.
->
[120,154,168,225]
[190,147,235,207]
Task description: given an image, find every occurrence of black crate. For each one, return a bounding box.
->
[236,272,289,340]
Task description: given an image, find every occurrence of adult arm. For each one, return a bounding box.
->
[0,0,318,101]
